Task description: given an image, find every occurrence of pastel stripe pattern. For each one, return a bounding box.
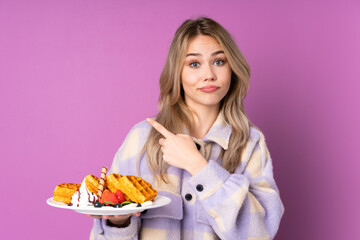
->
[90,113,284,240]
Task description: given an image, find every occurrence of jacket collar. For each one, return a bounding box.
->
[200,112,232,150]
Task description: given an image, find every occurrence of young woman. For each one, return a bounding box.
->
[90,17,284,240]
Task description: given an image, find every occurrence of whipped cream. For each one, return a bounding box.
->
[70,179,98,207]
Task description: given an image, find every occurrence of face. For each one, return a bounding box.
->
[181,35,231,112]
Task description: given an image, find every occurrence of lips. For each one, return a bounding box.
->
[199,85,219,93]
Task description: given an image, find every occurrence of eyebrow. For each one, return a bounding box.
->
[186,50,225,57]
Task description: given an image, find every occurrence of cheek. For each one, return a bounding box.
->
[181,70,198,88]
[217,66,231,81]
[220,70,232,96]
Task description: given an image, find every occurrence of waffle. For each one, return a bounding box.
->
[106,173,130,201]
[118,175,157,203]
[105,173,123,193]
[53,183,81,204]
[84,174,100,194]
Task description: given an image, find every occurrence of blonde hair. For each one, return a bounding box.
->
[141,17,251,182]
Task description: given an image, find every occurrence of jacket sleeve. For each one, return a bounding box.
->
[90,216,140,240]
[89,122,150,240]
[187,129,284,240]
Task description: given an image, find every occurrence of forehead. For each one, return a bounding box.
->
[186,35,223,53]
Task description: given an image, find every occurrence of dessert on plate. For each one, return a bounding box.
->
[52,167,156,208]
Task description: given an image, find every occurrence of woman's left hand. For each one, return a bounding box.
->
[146,118,208,175]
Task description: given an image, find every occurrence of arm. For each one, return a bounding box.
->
[90,122,150,240]
[187,130,284,240]
[90,215,140,240]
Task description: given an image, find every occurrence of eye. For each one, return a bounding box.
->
[190,62,200,68]
[214,59,225,66]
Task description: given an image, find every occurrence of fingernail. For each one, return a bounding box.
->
[146,118,151,122]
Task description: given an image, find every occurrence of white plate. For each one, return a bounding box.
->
[46,196,171,215]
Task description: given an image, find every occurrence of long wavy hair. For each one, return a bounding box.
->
[141,17,252,182]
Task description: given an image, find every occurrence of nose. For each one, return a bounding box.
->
[203,63,216,81]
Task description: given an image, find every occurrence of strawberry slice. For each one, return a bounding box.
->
[100,189,119,205]
[116,189,126,203]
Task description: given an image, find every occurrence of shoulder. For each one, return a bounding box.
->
[248,126,270,157]
[113,119,152,160]
[110,120,152,175]
[125,119,153,143]
[248,126,271,159]
[129,119,152,134]
[249,126,266,143]
[234,126,271,174]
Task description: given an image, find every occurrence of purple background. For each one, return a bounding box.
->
[1,0,359,239]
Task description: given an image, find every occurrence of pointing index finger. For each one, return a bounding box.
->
[146,118,173,138]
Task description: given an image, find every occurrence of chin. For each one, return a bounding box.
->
[202,97,224,106]
[199,100,222,108]
[185,95,223,109]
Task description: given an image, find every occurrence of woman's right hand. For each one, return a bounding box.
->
[87,212,141,228]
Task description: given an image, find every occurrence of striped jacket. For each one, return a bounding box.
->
[90,114,284,240]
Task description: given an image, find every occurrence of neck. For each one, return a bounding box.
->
[188,104,220,139]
